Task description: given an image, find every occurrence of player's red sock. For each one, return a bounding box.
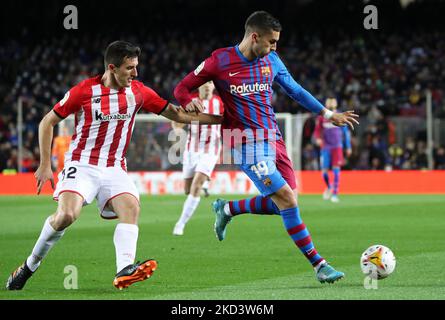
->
[281,207,324,267]
[228,196,280,216]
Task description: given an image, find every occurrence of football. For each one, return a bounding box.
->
[360,245,396,279]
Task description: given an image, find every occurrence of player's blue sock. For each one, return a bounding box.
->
[333,167,340,195]
[280,207,324,267]
[228,196,280,216]
[322,171,330,189]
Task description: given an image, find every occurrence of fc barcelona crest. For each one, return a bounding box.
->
[261,66,271,76]
[263,177,272,186]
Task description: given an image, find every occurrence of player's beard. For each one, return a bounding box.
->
[260,48,272,58]
[254,47,269,59]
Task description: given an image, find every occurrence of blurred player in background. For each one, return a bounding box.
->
[313,97,351,203]
[6,41,221,291]
[51,126,71,173]
[175,11,358,283]
[172,81,224,236]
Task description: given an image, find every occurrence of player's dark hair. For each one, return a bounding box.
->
[104,41,141,69]
[245,11,282,35]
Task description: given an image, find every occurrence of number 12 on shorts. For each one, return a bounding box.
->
[61,167,77,180]
[250,161,269,179]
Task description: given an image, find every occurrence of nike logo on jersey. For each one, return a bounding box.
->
[229,72,241,77]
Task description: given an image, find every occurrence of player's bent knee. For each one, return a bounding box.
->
[190,173,207,196]
[133,205,141,218]
[273,186,298,210]
[126,202,140,218]
[283,193,298,208]
[119,201,140,224]
[190,183,203,197]
[53,208,80,230]
[108,194,140,224]
[293,190,299,205]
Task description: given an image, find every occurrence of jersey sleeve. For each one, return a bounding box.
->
[174,53,219,108]
[53,84,84,119]
[139,84,169,114]
[271,52,324,114]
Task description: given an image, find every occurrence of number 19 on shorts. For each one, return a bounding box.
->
[250,161,269,179]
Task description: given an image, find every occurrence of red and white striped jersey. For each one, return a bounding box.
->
[185,95,224,156]
[53,76,168,170]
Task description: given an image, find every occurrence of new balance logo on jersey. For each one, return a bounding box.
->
[93,97,101,104]
[230,83,270,96]
[95,110,132,122]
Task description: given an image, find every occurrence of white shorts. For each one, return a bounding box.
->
[53,161,139,220]
[182,151,219,179]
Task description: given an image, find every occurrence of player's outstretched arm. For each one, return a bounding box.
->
[272,53,358,130]
[35,111,62,194]
[161,103,223,125]
[174,55,218,113]
[175,79,207,114]
[324,109,360,131]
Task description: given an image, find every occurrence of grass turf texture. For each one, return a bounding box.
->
[0,194,444,300]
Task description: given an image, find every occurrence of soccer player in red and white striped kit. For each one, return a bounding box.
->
[172,81,224,236]
[6,41,222,290]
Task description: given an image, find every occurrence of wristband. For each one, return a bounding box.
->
[323,109,334,120]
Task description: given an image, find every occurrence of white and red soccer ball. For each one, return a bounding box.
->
[360,245,396,280]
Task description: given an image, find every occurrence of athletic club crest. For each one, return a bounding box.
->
[261,66,271,76]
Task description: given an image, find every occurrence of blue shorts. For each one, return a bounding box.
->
[233,140,289,196]
[320,147,344,169]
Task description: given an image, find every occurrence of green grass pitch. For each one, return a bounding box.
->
[0,194,444,300]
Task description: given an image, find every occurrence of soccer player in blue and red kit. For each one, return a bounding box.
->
[174,11,359,283]
[314,97,352,203]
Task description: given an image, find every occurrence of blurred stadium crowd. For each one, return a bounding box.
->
[1,1,445,172]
